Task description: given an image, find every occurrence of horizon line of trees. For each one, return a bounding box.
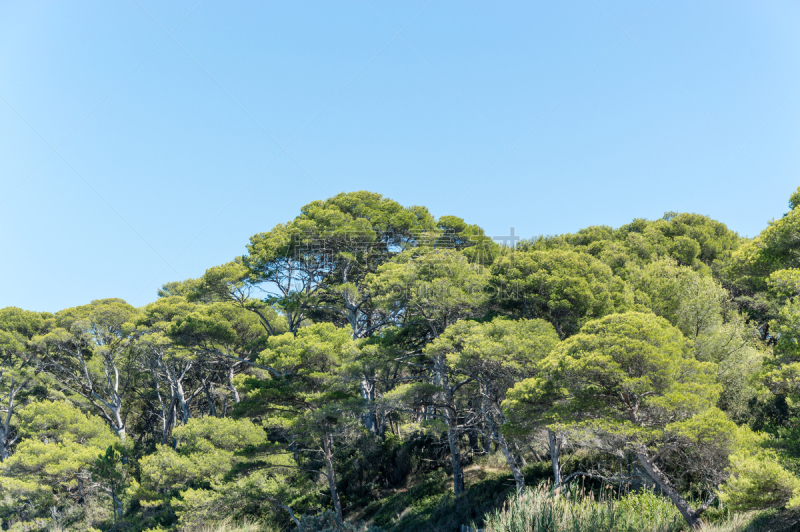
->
[3,189,800,531]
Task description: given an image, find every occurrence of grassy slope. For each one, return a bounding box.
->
[346,453,800,532]
[351,454,552,532]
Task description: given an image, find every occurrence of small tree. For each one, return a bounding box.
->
[238,323,360,522]
[91,445,128,532]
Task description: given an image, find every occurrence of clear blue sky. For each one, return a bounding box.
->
[1,1,799,312]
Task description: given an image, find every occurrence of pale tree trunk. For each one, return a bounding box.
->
[0,381,23,461]
[0,428,10,461]
[496,430,525,493]
[149,352,185,439]
[635,448,706,528]
[174,378,190,424]
[321,430,343,523]
[515,442,528,467]
[102,353,127,440]
[112,399,126,441]
[548,430,562,490]
[228,366,240,403]
[0,424,11,461]
[91,367,127,440]
[360,377,378,434]
[482,394,524,492]
[157,356,191,424]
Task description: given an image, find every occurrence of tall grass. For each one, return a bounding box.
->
[481,484,785,532]
[188,517,275,532]
[482,484,684,532]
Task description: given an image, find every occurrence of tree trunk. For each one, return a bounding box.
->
[635,448,704,528]
[111,489,122,532]
[112,403,126,441]
[175,380,190,424]
[162,396,176,445]
[360,378,377,434]
[379,410,386,441]
[0,435,9,461]
[483,434,492,455]
[548,430,562,490]
[0,425,10,462]
[321,430,343,523]
[515,442,528,467]
[228,366,240,403]
[434,354,465,495]
[496,431,525,493]
[468,429,481,456]
[1,388,17,461]
[202,379,217,417]
[448,426,465,495]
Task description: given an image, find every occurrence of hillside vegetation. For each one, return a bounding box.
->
[4,190,800,531]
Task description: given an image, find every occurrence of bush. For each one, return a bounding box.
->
[720,451,800,511]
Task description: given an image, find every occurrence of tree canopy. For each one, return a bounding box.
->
[3,190,800,531]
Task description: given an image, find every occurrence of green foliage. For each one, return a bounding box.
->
[0,307,46,339]
[368,248,490,338]
[505,312,746,527]
[16,400,117,446]
[357,459,554,532]
[483,481,800,532]
[720,450,800,511]
[157,278,202,300]
[0,401,117,519]
[172,415,266,453]
[243,191,441,335]
[5,191,800,531]
[719,192,800,328]
[627,259,765,422]
[490,249,632,338]
[766,299,800,400]
[139,417,266,493]
[508,312,718,431]
[789,187,800,211]
[170,456,307,530]
[766,269,800,301]
[522,212,740,275]
[427,317,559,373]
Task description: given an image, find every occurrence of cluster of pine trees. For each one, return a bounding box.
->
[3,190,800,531]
